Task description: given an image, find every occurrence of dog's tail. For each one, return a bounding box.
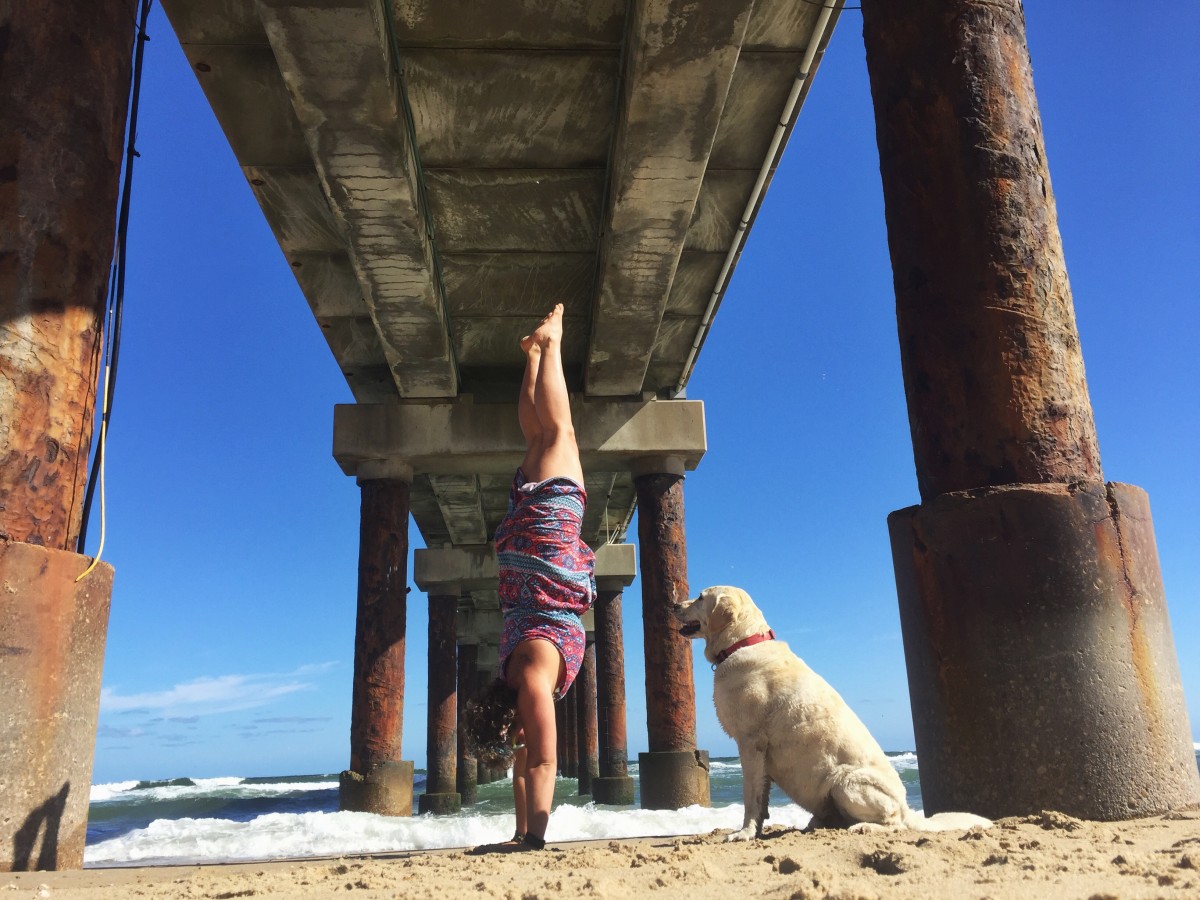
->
[902,807,992,831]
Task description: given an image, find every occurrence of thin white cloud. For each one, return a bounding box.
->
[100,664,335,716]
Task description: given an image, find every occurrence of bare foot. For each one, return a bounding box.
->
[520,303,564,353]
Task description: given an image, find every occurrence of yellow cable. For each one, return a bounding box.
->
[76,363,111,582]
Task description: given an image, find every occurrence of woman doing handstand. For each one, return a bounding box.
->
[466,303,596,850]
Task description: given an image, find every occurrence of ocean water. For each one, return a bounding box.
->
[85,748,1200,868]
[84,754,917,867]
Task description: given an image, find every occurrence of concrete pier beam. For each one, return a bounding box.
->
[341,462,414,815]
[634,458,710,810]
[576,643,599,796]
[455,641,479,806]
[592,546,637,805]
[0,543,113,872]
[418,593,461,815]
[862,0,1200,818]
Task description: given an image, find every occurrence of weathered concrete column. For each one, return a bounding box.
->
[1,0,135,873]
[633,457,710,810]
[455,641,479,806]
[1,544,113,872]
[863,0,1200,819]
[592,544,637,805]
[340,461,414,815]
[576,642,599,796]
[418,592,461,815]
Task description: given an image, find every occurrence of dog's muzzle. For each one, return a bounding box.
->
[672,601,701,636]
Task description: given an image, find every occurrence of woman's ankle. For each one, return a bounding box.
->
[522,832,546,850]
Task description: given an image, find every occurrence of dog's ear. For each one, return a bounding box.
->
[709,591,736,635]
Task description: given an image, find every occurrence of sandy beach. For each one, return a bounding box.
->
[7,810,1199,899]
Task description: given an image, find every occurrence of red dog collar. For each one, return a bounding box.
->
[714,629,776,665]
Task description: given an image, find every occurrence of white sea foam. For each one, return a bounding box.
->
[90,781,141,803]
[888,752,919,772]
[84,802,813,867]
[707,760,741,772]
[190,776,246,790]
[90,778,338,805]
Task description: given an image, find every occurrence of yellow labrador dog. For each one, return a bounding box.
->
[675,585,991,840]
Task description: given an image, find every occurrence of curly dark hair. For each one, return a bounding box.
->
[463,677,519,765]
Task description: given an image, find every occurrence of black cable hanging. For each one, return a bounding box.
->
[78,0,153,554]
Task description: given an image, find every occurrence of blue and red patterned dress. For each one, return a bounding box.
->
[495,469,597,699]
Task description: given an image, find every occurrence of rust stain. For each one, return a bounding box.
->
[1104,488,1164,746]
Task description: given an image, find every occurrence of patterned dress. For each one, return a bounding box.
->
[495,469,597,699]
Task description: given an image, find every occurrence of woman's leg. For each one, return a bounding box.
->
[518,340,544,477]
[519,304,583,485]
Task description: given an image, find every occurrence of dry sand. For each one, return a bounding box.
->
[5,810,1199,899]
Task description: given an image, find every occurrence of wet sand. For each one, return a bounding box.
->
[5,810,1199,899]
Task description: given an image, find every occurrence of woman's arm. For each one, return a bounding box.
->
[512,734,528,838]
[508,639,563,843]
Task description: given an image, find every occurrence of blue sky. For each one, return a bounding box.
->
[87,2,1199,783]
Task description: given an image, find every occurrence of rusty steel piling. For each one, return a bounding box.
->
[340,472,414,815]
[592,587,635,804]
[634,463,710,809]
[419,594,461,814]
[863,0,1200,818]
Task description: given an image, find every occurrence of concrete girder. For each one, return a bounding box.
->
[159,0,395,403]
[338,399,703,552]
[415,542,634,592]
[585,0,756,397]
[427,474,488,545]
[334,398,705,476]
[257,0,457,398]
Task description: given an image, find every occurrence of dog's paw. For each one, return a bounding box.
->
[725,827,759,843]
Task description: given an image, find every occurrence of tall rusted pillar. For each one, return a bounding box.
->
[591,545,637,805]
[633,458,710,809]
[340,462,414,815]
[456,641,479,805]
[0,0,134,873]
[576,642,599,796]
[419,593,461,815]
[862,0,1200,820]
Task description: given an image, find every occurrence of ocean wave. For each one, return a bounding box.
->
[85,802,814,867]
[91,781,141,802]
[887,752,919,772]
[90,777,341,806]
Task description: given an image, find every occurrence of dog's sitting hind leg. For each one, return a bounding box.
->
[726,747,769,842]
[829,766,907,832]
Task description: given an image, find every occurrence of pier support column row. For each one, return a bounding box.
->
[862,0,1199,819]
